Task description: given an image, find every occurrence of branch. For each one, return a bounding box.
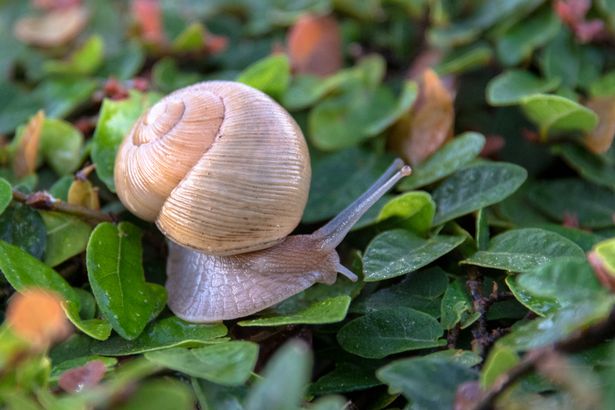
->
[471,306,615,410]
[12,190,114,224]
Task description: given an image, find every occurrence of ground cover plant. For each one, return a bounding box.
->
[1,0,615,409]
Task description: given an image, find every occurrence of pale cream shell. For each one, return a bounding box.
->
[114,81,311,256]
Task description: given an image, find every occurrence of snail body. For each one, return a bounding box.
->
[115,81,410,322]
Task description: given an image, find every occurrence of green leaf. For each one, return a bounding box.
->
[90,317,227,356]
[377,356,477,409]
[480,345,519,388]
[436,43,492,75]
[245,341,312,410]
[364,81,418,135]
[520,94,598,139]
[172,22,205,53]
[463,228,585,273]
[309,85,398,150]
[527,179,615,229]
[116,379,194,410]
[363,230,464,282]
[377,191,435,235]
[353,267,448,317]
[145,342,258,386]
[236,54,290,100]
[239,295,350,327]
[43,35,104,75]
[0,239,111,340]
[515,258,604,315]
[337,307,444,359]
[433,162,527,225]
[151,58,202,93]
[540,28,603,90]
[41,211,92,267]
[192,379,246,410]
[0,177,11,216]
[398,132,486,191]
[553,143,615,191]
[91,91,160,192]
[40,118,84,175]
[303,147,393,223]
[63,300,112,341]
[0,239,77,301]
[495,7,561,66]
[0,203,46,259]
[440,278,478,330]
[589,70,615,97]
[311,359,384,395]
[86,222,167,340]
[498,298,614,351]
[486,70,560,106]
[594,238,615,275]
[505,275,555,316]
[50,356,117,381]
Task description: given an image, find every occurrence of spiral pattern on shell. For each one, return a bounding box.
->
[114,81,311,256]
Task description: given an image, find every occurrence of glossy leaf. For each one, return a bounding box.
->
[432,162,527,225]
[553,143,615,191]
[463,228,585,273]
[40,118,84,175]
[303,147,393,223]
[480,345,519,388]
[520,94,598,139]
[363,229,465,282]
[43,35,104,75]
[41,211,92,267]
[486,70,560,106]
[0,177,12,216]
[236,54,290,100]
[337,307,445,358]
[244,341,312,410]
[376,191,435,235]
[527,179,615,228]
[91,91,160,192]
[311,359,384,395]
[86,222,166,340]
[398,132,485,191]
[377,355,478,409]
[353,267,448,317]
[145,342,258,385]
[90,317,227,356]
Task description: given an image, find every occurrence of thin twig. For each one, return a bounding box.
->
[471,306,615,410]
[467,267,488,356]
[12,190,113,224]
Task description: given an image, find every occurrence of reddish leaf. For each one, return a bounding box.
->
[554,0,606,43]
[389,69,455,166]
[132,0,164,45]
[14,6,88,48]
[287,14,342,77]
[6,289,71,349]
[12,110,44,178]
[583,96,615,154]
[454,381,483,410]
[59,360,107,393]
[32,0,81,10]
[480,135,506,158]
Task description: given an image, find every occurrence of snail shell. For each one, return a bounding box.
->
[114,81,311,256]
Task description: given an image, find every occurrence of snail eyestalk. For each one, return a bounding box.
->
[313,159,411,251]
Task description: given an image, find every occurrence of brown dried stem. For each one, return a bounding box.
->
[12,190,113,224]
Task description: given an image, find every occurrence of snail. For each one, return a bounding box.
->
[114,81,411,322]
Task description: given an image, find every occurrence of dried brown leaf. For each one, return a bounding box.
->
[6,289,71,350]
[287,14,342,77]
[14,6,88,48]
[59,360,107,393]
[583,96,615,154]
[13,110,44,178]
[68,179,100,210]
[390,69,455,166]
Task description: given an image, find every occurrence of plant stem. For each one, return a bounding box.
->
[12,190,113,224]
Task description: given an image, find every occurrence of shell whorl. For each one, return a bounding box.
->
[114,81,311,256]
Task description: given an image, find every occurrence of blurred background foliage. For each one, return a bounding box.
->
[1,0,615,409]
